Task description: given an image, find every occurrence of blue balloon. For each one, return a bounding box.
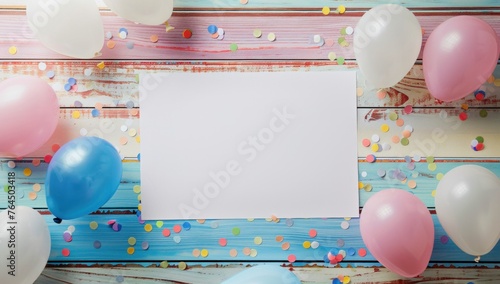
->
[221,265,301,284]
[45,137,122,220]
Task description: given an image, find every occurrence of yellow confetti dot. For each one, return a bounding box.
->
[487,75,495,83]
[344,217,351,221]
[494,79,500,87]
[33,183,41,192]
[156,221,164,228]
[144,224,153,232]
[135,136,141,143]
[8,46,17,55]
[322,6,330,15]
[200,249,209,258]
[461,103,469,111]
[178,262,187,270]
[128,237,137,246]
[303,241,311,249]
[89,221,98,230]
[97,61,106,69]
[431,190,437,197]
[197,219,205,224]
[371,144,379,152]
[254,236,263,245]
[358,181,364,189]
[428,163,437,171]
[160,261,169,268]
[127,247,135,254]
[408,180,417,189]
[133,185,141,194]
[72,110,81,119]
[250,248,258,257]
[23,168,32,177]
[380,124,390,132]
[137,194,141,201]
[328,52,337,61]
[138,204,142,211]
[28,192,37,200]
[343,276,351,283]
[364,184,373,192]
[436,173,444,180]
[337,5,346,14]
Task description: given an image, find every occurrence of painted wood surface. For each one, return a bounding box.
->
[0,1,500,283]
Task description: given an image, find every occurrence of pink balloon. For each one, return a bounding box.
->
[423,16,499,102]
[0,76,59,157]
[360,189,434,278]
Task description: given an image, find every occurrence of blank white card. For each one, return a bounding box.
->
[140,71,358,220]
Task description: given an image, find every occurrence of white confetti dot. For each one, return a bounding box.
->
[80,128,88,136]
[7,161,16,168]
[340,221,350,230]
[345,26,354,35]
[371,134,380,143]
[121,125,128,132]
[404,125,414,132]
[38,62,47,71]
[361,171,367,177]
[310,241,320,249]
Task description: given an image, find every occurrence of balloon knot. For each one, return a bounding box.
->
[53,217,62,224]
[474,256,481,263]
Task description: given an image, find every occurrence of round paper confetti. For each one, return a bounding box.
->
[366,154,376,163]
[311,241,320,249]
[253,29,262,38]
[275,235,284,242]
[229,43,238,52]
[267,32,276,41]
[128,237,137,246]
[89,221,98,230]
[144,224,153,232]
[201,249,209,257]
[173,236,181,243]
[287,254,297,263]
[173,224,182,233]
[62,248,70,257]
[229,249,238,257]
[322,6,330,15]
[160,261,169,268]
[8,46,17,55]
[162,228,171,237]
[303,241,311,249]
[281,242,290,250]
[178,262,187,270]
[380,124,389,132]
[340,221,350,230]
[254,236,263,245]
[93,240,101,249]
[358,248,367,257]
[23,168,32,177]
[232,227,241,236]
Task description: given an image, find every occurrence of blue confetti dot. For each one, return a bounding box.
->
[208,25,218,34]
[126,41,134,49]
[46,70,55,79]
[68,77,77,86]
[332,278,341,284]
[91,109,100,117]
[137,153,141,161]
[323,255,329,263]
[348,247,356,256]
[329,248,339,255]
[64,83,72,91]
[116,275,124,283]
[182,221,191,230]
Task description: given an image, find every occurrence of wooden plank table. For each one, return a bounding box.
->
[1,1,500,283]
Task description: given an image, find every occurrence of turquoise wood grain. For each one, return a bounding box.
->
[42,214,500,264]
[2,160,497,209]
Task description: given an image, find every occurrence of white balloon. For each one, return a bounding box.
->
[354,4,422,88]
[26,0,104,59]
[103,0,174,25]
[435,165,500,256]
[0,206,51,284]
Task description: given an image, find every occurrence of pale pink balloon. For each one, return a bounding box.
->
[0,76,59,157]
[423,16,499,102]
[360,189,434,278]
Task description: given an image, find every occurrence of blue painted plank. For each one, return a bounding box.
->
[42,214,500,264]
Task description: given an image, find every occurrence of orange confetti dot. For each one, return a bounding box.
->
[106,40,116,49]
[408,180,417,189]
[130,109,139,116]
[243,247,251,256]
[192,249,200,257]
[391,135,400,144]
[23,168,32,177]
[229,249,238,257]
[150,34,159,43]
[376,90,387,99]
[28,192,37,200]
[281,242,290,250]
[396,118,405,127]
[275,235,284,242]
[95,102,103,110]
[32,159,41,166]
[127,247,135,254]
[402,130,411,138]
[119,137,128,145]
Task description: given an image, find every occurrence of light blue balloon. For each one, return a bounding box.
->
[221,265,301,284]
[45,137,122,220]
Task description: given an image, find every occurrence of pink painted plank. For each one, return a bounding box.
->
[1,12,499,61]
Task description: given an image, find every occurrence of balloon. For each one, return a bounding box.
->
[45,137,123,220]
[423,16,499,102]
[435,165,500,257]
[360,189,434,277]
[221,265,301,284]
[0,206,51,284]
[26,0,104,58]
[0,76,59,157]
[103,0,173,25]
[354,4,422,88]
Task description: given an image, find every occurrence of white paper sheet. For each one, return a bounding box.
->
[140,71,358,220]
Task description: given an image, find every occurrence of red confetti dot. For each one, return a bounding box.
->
[173,224,182,233]
[44,154,53,163]
[183,29,193,39]
[361,138,371,147]
[51,144,60,152]
[476,143,485,151]
[287,254,297,263]
[366,154,376,163]
[162,228,171,237]
[335,254,344,262]
[475,93,485,100]
[62,248,70,257]
[219,238,228,247]
[403,105,413,114]
[358,248,367,257]
[309,229,317,238]
[459,112,468,121]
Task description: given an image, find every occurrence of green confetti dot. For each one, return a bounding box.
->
[338,37,346,44]
[476,136,484,143]
[160,261,169,268]
[436,173,444,180]
[89,221,98,230]
[389,112,398,121]
[337,57,345,65]
[480,109,488,118]
[230,43,238,52]
[232,227,241,236]
[340,27,347,35]
[428,163,437,171]
[400,137,409,146]
[426,156,435,163]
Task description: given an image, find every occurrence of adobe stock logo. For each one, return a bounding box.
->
[178,106,296,218]
[27,0,70,33]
